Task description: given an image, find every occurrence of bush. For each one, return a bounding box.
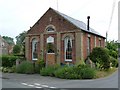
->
[34,58,45,73]
[54,65,95,79]
[54,66,81,79]
[110,57,118,67]
[0,55,18,67]
[109,50,118,59]
[80,67,96,79]
[89,47,110,70]
[40,65,60,76]
[16,61,34,74]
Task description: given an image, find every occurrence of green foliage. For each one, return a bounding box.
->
[40,65,60,76]
[2,36,15,45]
[40,65,96,79]
[54,66,81,79]
[15,31,27,45]
[13,44,21,54]
[80,67,96,79]
[16,61,34,74]
[34,58,45,73]
[106,41,118,59]
[110,57,118,67]
[108,50,118,59]
[1,55,18,67]
[89,47,110,70]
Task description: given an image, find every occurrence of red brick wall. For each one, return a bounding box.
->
[82,32,105,60]
[26,8,105,64]
[28,8,77,34]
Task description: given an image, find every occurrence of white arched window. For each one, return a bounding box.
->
[32,39,38,60]
[64,36,72,61]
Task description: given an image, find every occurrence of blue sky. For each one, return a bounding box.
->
[0,0,119,42]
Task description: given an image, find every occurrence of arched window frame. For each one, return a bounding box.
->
[64,36,72,62]
[46,25,55,32]
[32,38,38,60]
[46,36,55,54]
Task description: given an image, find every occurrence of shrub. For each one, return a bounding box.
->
[110,57,118,67]
[89,47,110,70]
[34,58,45,73]
[80,67,96,79]
[1,55,18,67]
[109,50,118,59]
[54,65,95,79]
[40,65,60,76]
[54,66,81,79]
[16,61,34,74]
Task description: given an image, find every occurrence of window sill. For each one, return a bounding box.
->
[32,58,38,60]
[47,53,55,54]
[65,59,72,62]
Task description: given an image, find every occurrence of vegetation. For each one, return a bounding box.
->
[89,47,110,70]
[40,65,60,76]
[15,31,27,45]
[0,55,18,67]
[2,36,15,45]
[16,61,34,74]
[34,58,45,73]
[40,65,96,79]
[13,44,21,54]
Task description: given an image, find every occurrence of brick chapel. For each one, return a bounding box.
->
[25,8,105,66]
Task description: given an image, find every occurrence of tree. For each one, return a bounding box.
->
[15,31,27,45]
[13,44,21,54]
[2,36,15,45]
[106,40,118,59]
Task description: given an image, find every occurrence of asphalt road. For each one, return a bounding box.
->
[1,70,118,88]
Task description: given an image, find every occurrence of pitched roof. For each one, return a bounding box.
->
[52,8,105,38]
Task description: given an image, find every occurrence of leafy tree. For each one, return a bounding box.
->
[13,44,21,54]
[15,31,27,45]
[106,40,118,59]
[89,47,110,70]
[2,36,15,45]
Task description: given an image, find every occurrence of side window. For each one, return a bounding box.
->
[87,37,91,56]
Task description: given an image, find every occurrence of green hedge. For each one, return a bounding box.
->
[0,55,18,67]
[16,61,34,74]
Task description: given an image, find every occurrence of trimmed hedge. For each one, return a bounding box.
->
[16,61,34,74]
[0,55,18,67]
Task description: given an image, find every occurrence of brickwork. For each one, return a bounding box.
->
[25,8,105,65]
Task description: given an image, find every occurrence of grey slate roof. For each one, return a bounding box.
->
[53,9,105,38]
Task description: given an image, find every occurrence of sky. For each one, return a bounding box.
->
[0,0,119,42]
